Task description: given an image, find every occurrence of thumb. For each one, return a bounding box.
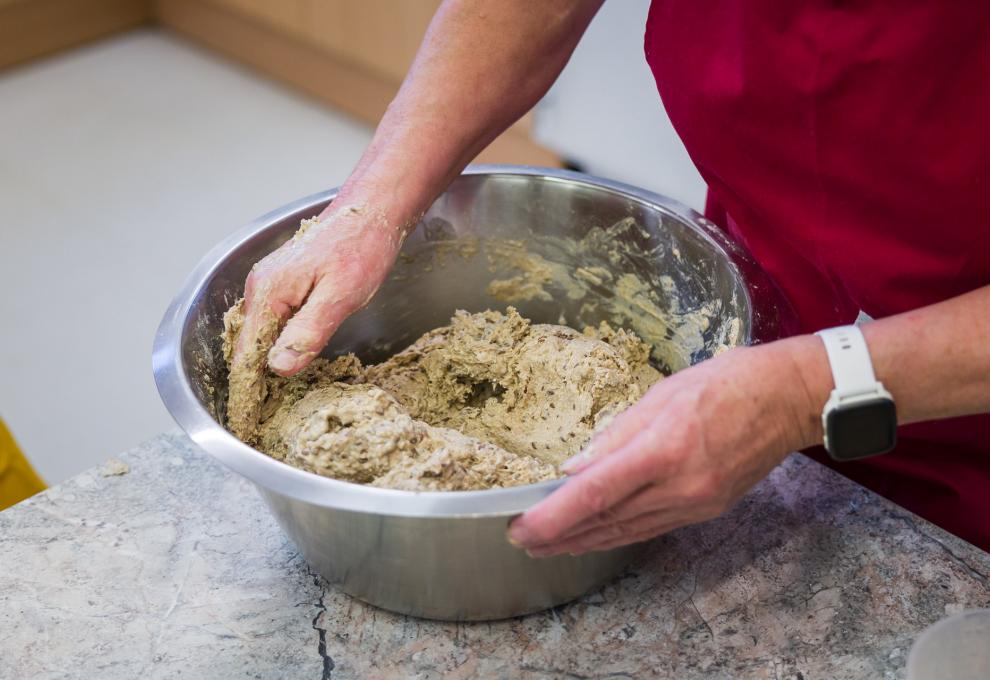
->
[268,279,351,376]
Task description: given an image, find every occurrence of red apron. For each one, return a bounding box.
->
[644,1,990,550]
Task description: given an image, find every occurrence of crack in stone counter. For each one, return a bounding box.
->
[1,433,988,679]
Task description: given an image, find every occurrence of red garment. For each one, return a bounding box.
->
[644,1,990,550]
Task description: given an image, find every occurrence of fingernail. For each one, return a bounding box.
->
[507,521,534,547]
[525,547,556,559]
[268,346,300,374]
[560,443,597,474]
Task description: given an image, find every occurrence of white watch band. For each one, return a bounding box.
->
[816,324,896,458]
[815,325,882,398]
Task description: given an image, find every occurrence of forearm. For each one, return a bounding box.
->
[325,0,603,225]
[785,285,990,448]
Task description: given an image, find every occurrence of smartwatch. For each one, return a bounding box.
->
[815,325,897,461]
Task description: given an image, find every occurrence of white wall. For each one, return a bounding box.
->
[533,0,707,212]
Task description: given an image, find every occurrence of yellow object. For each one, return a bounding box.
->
[0,418,45,510]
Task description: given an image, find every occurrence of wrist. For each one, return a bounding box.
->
[335,109,461,232]
[318,169,430,255]
[772,334,834,450]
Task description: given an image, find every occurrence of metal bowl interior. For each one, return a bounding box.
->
[154,165,791,517]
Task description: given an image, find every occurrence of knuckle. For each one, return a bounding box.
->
[595,505,621,527]
[246,264,282,298]
[658,441,690,476]
[281,320,325,349]
[577,476,612,515]
[283,329,317,351]
[596,522,625,541]
[256,250,284,272]
[684,472,721,505]
[634,421,663,454]
[244,267,263,292]
[670,419,702,453]
[581,511,621,539]
[577,526,623,552]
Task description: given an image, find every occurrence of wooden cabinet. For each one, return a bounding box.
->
[0,0,152,70]
[304,1,441,83]
[205,0,442,83]
[0,0,558,165]
[157,0,555,165]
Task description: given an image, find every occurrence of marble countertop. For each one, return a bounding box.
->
[1,433,988,680]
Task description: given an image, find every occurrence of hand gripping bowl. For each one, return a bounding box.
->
[153,166,793,621]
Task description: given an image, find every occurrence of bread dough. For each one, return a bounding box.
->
[223,306,661,491]
[362,309,659,464]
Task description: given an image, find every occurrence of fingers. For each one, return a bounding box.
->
[225,269,303,440]
[226,249,319,439]
[547,484,671,541]
[236,263,310,358]
[526,512,682,557]
[590,522,686,552]
[268,278,350,376]
[508,419,669,547]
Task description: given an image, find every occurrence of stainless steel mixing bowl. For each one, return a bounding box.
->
[153,165,793,621]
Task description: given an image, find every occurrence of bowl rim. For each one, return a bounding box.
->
[152,164,771,517]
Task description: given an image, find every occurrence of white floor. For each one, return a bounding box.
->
[0,30,373,484]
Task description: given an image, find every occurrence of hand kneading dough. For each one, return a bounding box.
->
[222,306,661,491]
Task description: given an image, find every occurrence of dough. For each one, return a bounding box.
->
[362,309,658,464]
[223,306,661,491]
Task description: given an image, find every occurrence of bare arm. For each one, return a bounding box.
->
[328,0,606,230]
[227,0,602,438]
[510,283,990,555]
[798,284,990,436]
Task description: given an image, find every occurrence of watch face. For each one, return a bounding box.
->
[826,398,898,461]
